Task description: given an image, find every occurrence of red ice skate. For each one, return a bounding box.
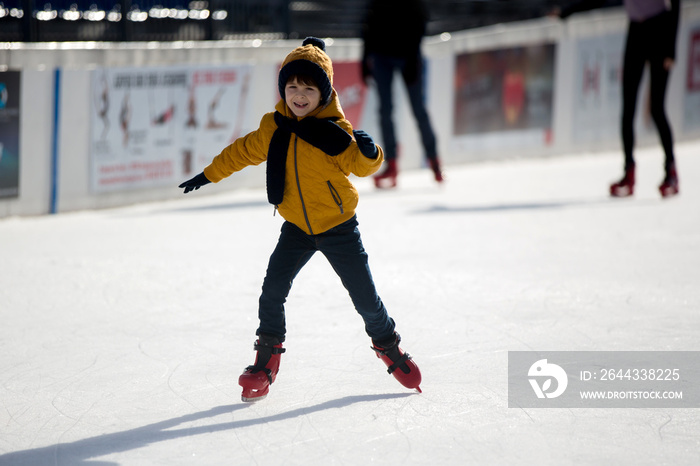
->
[373,159,398,189]
[658,164,679,198]
[610,164,635,197]
[371,332,422,393]
[238,334,285,402]
[429,158,444,183]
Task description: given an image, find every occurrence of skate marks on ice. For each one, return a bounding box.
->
[409,194,663,215]
[156,198,271,215]
[0,393,412,466]
[410,199,603,215]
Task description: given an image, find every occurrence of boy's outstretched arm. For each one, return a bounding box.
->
[353,130,379,159]
[341,129,383,177]
[179,172,211,193]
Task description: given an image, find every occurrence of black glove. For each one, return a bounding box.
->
[353,130,378,159]
[179,172,211,193]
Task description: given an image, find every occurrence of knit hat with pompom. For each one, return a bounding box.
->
[278,37,334,105]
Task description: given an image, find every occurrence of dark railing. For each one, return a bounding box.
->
[0,1,622,43]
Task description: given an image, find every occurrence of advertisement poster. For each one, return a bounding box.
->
[685,27,700,131]
[572,34,625,143]
[453,44,555,138]
[90,64,254,192]
[332,61,368,128]
[0,71,21,199]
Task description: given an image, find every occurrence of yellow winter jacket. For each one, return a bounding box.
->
[203,92,384,235]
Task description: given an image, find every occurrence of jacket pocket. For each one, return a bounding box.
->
[326,181,344,214]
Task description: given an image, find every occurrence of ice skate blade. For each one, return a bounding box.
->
[240,383,270,402]
[374,178,397,189]
[610,186,633,197]
[659,187,679,198]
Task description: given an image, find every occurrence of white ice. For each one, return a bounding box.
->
[1,141,699,465]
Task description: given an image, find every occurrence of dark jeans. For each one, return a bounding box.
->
[622,21,675,172]
[370,53,437,162]
[257,216,395,342]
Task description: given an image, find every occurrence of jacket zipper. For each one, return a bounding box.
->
[293,136,314,235]
[326,181,344,214]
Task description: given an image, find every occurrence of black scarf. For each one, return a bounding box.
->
[267,111,352,205]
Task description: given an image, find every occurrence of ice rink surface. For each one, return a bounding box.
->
[1,141,699,465]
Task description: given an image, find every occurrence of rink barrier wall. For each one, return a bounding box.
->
[1,3,699,217]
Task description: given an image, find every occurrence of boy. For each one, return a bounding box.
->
[179,37,421,401]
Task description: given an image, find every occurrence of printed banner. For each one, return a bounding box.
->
[509,351,700,408]
[0,71,21,199]
[572,33,625,143]
[332,61,368,128]
[90,65,254,192]
[453,44,555,137]
[684,26,700,130]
